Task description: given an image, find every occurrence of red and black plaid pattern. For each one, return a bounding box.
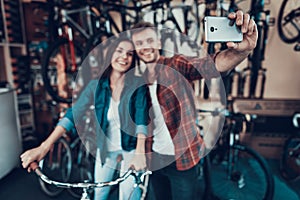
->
[145,54,219,170]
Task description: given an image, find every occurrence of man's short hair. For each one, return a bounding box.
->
[131,21,157,36]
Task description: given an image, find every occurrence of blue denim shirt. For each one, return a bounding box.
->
[57,74,149,161]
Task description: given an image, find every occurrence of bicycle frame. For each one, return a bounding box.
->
[58,4,99,70]
[60,6,96,40]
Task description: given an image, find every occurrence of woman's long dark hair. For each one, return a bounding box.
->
[100,35,137,80]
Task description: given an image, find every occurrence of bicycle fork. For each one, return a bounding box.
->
[227,129,245,189]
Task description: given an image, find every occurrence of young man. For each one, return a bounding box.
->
[131,11,258,200]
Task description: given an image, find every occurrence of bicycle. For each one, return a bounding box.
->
[280,113,300,182]
[41,0,101,104]
[29,161,152,200]
[38,104,97,198]
[197,105,275,200]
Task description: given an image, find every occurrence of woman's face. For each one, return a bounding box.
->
[111,41,134,73]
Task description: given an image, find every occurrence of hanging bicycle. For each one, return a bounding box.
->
[41,0,101,104]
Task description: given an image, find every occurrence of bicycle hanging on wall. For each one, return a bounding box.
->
[41,0,101,104]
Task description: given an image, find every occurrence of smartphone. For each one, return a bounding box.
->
[204,16,243,43]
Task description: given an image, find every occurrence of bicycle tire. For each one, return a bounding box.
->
[67,136,96,198]
[81,30,114,82]
[209,144,274,200]
[280,136,300,181]
[41,38,83,104]
[38,137,72,197]
[277,0,300,44]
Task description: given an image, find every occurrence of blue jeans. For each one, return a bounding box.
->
[94,150,140,200]
[149,152,199,200]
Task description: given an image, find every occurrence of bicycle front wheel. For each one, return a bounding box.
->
[210,144,274,200]
[67,136,96,198]
[277,0,300,44]
[42,38,83,104]
[38,137,72,197]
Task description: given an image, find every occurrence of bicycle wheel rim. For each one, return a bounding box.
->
[41,38,83,104]
[209,145,274,200]
[277,0,300,44]
[38,138,72,197]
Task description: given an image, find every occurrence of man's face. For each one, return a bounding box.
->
[132,28,161,64]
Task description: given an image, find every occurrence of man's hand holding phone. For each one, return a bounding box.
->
[204,11,258,53]
[226,11,258,52]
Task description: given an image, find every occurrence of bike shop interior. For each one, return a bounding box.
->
[0,0,299,200]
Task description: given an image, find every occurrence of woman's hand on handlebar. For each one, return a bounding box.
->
[129,153,146,171]
[20,143,50,173]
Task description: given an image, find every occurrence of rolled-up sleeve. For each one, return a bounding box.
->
[136,125,148,136]
[134,85,149,136]
[57,117,74,132]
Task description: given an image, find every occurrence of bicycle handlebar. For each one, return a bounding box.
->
[29,162,152,189]
[197,108,255,122]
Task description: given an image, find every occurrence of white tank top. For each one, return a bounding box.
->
[106,97,122,152]
[149,81,175,155]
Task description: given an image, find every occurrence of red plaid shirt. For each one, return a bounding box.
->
[145,54,219,171]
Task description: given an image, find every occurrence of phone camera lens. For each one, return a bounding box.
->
[210,27,215,32]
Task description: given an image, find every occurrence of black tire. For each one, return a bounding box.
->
[41,38,83,104]
[38,137,72,197]
[277,0,300,44]
[209,144,274,200]
[280,136,300,181]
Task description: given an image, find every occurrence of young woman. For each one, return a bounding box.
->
[20,35,149,200]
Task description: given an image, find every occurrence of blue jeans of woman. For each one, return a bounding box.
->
[94,150,140,200]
